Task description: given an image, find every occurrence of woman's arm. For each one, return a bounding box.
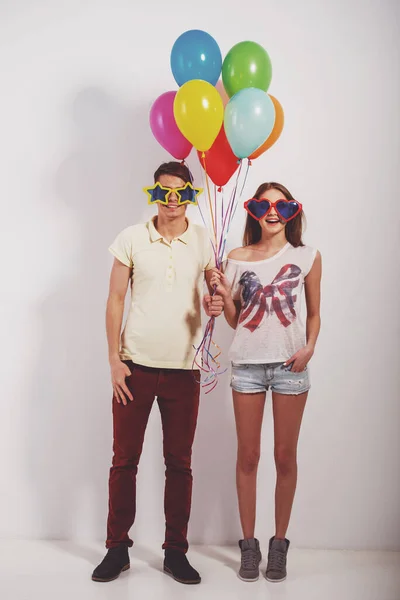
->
[223,294,242,329]
[304,251,322,350]
[285,251,322,372]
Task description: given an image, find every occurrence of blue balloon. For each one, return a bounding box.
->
[171,30,222,87]
[224,88,276,159]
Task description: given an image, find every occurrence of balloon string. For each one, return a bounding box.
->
[240,159,251,196]
[220,185,224,235]
[214,182,218,250]
[193,156,250,393]
[218,160,249,265]
[218,161,243,259]
[221,160,242,234]
[182,159,195,185]
[199,166,219,267]
[231,161,250,226]
[192,317,227,393]
[201,153,217,248]
[196,192,217,258]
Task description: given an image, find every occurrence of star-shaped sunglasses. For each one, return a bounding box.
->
[244,198,303,222]
[143,182,203,206]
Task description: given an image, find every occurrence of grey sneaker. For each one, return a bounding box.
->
[265,536,290,582]
[238,538,262,582]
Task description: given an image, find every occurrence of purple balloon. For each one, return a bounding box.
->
[150,91,192,159]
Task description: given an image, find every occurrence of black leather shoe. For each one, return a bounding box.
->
[164,549,201,584]
[91,545,130,582]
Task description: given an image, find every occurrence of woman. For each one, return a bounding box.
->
[211,182,321,583]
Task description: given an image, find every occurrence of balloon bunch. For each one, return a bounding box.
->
[149,30,285,392]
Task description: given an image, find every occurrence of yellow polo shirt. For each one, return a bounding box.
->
[109,217,214,369]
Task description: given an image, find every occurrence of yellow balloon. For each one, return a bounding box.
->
[173,80,224,152]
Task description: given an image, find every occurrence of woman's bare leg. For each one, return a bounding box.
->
[272,391,308,539]
[233,391,266,539]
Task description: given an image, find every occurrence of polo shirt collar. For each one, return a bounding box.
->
[148,217,191,245]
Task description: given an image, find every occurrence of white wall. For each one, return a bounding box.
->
[1,0,399,551]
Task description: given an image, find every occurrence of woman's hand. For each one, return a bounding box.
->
[209,269,232,298]
[285,345,314,373]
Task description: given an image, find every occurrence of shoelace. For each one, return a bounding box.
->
[242,548,259,570]
[268,548,286,571]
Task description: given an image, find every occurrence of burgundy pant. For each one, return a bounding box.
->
[106,362,200,552]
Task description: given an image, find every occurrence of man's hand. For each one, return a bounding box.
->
[203,294,224,317]
[110,358,133,405]
[285,345,314,373]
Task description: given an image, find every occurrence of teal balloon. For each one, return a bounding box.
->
[224,88,275,159]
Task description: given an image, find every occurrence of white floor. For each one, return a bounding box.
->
[1,541,399,600]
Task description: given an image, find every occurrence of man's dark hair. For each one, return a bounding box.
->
[154,161,192,184]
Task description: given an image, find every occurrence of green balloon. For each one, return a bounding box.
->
[222,41,272,98]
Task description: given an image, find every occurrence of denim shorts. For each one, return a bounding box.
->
[231,362,310,396]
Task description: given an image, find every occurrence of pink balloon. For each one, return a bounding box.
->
[150,91,192,159]
[215,80,229,108]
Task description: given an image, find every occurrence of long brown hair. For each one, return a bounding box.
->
[243,182,305,247]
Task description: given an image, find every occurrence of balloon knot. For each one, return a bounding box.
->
[217,186,222,193]
[201,152,206,159]
[237,159,241,165]
[248,159,252,166]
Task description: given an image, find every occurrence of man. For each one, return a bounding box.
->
[92,161,223,584]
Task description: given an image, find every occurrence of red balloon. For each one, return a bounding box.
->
[197,124,238,187]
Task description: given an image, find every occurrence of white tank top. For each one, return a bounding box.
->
[224,243,317,364]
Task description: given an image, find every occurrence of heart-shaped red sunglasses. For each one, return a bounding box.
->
[244,198,303,222]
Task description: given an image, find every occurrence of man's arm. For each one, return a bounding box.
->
[106,258,134,405]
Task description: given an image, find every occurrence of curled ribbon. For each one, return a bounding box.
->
[193,160,251,392]
[192,318,226,394]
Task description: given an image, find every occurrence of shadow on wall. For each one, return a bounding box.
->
[24,87,161,541]
[24,86,239,545]
[190,318,240,545]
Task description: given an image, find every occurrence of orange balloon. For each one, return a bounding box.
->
[249,95,284,159]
